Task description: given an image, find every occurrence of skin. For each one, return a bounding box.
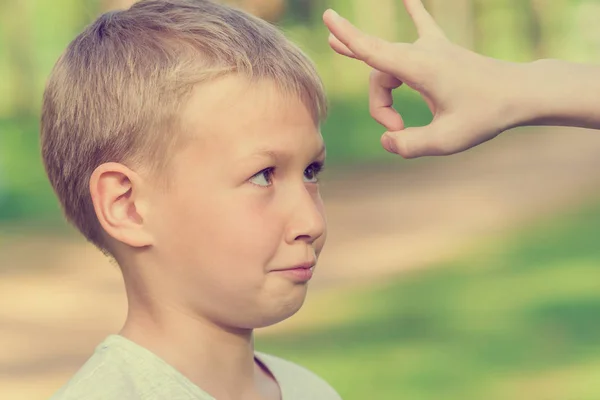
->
[89,76,327,400]
[322,0,600,159]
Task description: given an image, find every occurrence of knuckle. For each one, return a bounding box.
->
[395,140,415,158]
[403,47,436,81]
[369,69,380,82]
[369,105,378,118]
[369,108,384,124]
[360,36,380,63]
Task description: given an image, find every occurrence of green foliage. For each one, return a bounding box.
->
[323,90,431,164]
[1,0,597,222]
[256,199,600,400]
[0,119,62,223]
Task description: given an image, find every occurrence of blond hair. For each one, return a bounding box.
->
[41,0,327,253]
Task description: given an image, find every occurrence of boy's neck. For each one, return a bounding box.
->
[119,294,277,399]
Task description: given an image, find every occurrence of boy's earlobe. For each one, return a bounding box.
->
[90,162,154,248]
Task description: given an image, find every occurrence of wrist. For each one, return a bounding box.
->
[506,58,600,129]
[502,59,555,129]
[481,58,545,133]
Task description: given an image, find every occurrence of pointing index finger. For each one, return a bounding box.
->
[322,9,421,79]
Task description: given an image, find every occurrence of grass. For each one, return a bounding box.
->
[256,198,600,400]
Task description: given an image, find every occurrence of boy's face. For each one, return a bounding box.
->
[147,76,327,329]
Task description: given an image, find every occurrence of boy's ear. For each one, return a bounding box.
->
[90,162,154,249]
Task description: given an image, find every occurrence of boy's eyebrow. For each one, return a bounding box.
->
[250,143,326,161]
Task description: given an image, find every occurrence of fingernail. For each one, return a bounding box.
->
[328,9,342,21]
[383,134,398,153]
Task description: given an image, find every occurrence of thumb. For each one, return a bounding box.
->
[381,120,459,158]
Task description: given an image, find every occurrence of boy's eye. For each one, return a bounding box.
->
[303,162,323,183]
[249,168,274,187]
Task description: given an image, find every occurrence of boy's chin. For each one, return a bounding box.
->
[240,290,308,330]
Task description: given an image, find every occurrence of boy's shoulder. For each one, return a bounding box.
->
[256,351,342,400]
[49,335,342,400]
[50,335,213,400]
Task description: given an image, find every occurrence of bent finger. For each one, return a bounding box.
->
[370,70,404,131]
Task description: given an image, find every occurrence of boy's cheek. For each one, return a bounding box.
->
[316,230,328,253]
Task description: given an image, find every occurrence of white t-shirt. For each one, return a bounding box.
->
[50,335,342,400]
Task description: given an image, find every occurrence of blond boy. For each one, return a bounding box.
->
[43,1,340,399]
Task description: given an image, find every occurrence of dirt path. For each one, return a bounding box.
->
[2,126,600,399]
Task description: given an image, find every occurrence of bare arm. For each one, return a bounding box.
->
[322,2,600,158]
[514,59,600,130]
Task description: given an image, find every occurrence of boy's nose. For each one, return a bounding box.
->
[285,188,326,245]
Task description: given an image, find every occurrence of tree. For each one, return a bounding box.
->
[220,0,286,22]
[426,0,474,49]
[101,0,136,11]
[0,0,36,117]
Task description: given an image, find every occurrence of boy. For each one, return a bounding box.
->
[42,1,340,399]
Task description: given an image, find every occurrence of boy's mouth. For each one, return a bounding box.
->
[270,262,316,282]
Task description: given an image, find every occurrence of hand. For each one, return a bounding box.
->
[322,1,529,158]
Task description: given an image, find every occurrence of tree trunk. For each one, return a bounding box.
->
[0,0,36,117]
[426,0,474,49]
[101,0,136,11]
[473,0,536,61]
[352,0,399,42]
[223,0,286,22]
[529,0,570,59]
[570,1,600,62]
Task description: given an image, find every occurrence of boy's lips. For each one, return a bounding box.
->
[271,262,316,282]
[272,261,315,271]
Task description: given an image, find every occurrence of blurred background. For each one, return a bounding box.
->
[2,0,600,399]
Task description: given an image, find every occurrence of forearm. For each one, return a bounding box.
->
[512,59,600,130]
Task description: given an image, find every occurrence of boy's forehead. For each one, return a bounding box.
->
[176,77,325,169]
[181,76,320,139]
[184,76,305,116]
